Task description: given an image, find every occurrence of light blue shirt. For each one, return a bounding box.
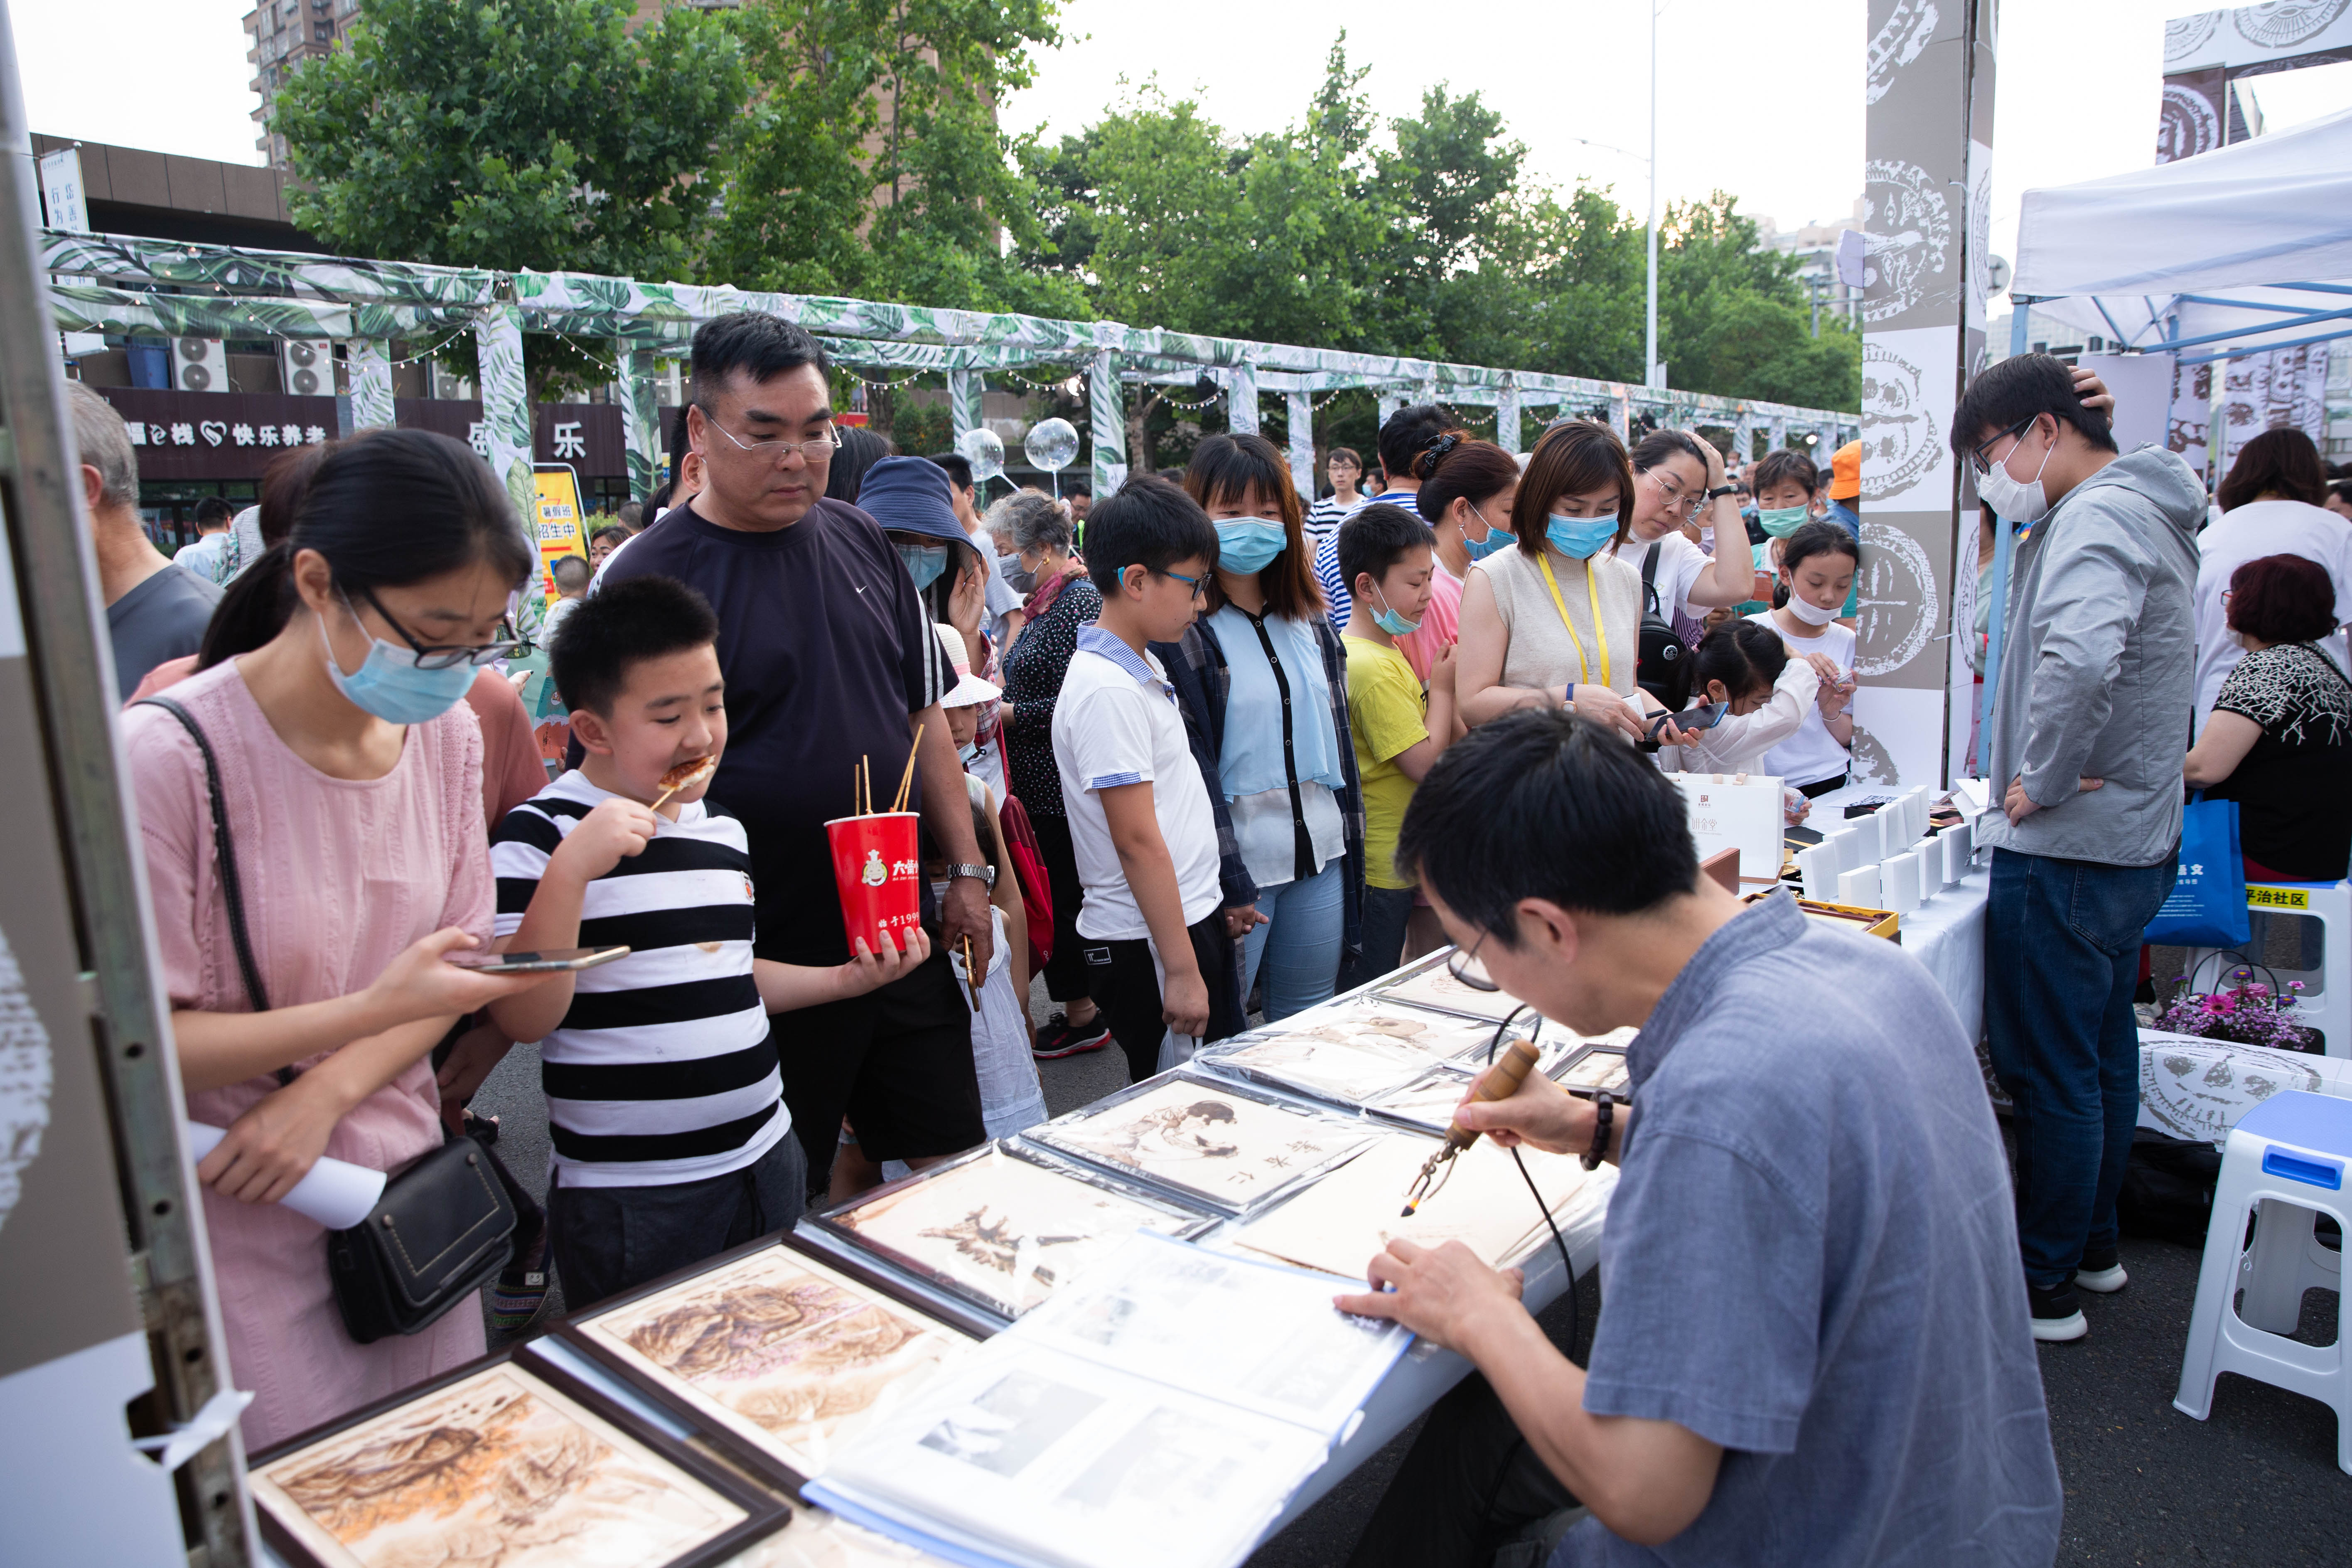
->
[1209,605,1346,887]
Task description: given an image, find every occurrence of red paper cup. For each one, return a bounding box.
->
[825,813,922,955]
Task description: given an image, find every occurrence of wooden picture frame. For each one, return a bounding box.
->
[248,1347,789,1568]
[539,1230,988,1496]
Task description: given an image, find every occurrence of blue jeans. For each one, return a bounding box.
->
[1340,885,1418,994]
[1983,847,2177,1289]
[1241,857,1346,1022]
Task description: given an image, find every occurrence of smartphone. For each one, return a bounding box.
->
[1647,701,1729,739]
[445,946,631,974]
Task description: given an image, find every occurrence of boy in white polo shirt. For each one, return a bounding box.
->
[1053,476,1245,1082]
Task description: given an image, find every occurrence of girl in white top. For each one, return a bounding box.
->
[1746,521,1860,794]
[1606,430,1762,619]
[1652,617,1829,774]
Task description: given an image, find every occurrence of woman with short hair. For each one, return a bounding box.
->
[2185,552,2352,883]
[996,490,1113,1058]
[1455,420,1649,740]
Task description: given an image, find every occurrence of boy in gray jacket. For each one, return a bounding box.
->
[1956,353,2202,1343]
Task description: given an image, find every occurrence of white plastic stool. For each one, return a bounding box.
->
[2185,880,2352,1059]
[2174,1089,2352,1472]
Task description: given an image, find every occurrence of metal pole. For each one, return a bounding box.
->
[1978,296,2037,764]
[1644,0,1659,387]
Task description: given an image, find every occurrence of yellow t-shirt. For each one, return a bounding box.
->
[1344,635,1430,891]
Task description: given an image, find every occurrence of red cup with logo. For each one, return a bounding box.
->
[825,812,923,955]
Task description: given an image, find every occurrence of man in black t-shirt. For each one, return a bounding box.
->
[601,313,992,1200]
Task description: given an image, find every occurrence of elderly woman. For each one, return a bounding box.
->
[995,490,1113,1058]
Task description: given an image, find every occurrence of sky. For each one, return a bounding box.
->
[12,0,2352,283]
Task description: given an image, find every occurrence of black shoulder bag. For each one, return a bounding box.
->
[1634,541,1685,703]
[139,696,515,1344]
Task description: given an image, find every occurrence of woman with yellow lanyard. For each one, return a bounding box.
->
[1456,420,1661,742]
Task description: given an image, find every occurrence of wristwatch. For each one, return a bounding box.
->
[1705,484,1739,500]
[946,863,996,890]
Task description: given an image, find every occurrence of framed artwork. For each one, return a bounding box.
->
[249,1352,787,1568]
[809,1143,1214,1323]
[1203,1003,1545,1107]
[1371,949,1536,1025]
[552,1233,983,1492]
[1556,1045,1632,1098]
[1363,1065,1476,1134]
[1019,1071,1374,1217]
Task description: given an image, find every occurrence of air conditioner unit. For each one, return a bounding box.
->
[280,338,333,397]
[172,337,226,394]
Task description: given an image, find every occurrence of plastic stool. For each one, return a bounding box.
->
[2186,879,2352,1059]
[2174,1089,2352,1472]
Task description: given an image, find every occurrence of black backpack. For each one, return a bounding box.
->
[1634,541,1684,704]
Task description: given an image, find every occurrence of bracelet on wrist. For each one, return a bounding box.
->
[1582,1091,1615,1171]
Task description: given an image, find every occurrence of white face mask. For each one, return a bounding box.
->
[1784,589,1841,627]
[1976,422,2055,523]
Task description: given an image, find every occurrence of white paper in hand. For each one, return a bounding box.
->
[184,1123,385,1229]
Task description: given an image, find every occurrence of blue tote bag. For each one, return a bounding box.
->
[2144,792,2251,948]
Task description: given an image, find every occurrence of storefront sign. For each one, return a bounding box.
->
[531,465,585,607]
[88,388,629,482]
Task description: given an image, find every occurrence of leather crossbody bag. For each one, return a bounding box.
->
[139,696,515,1344]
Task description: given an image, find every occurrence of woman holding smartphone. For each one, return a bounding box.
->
[120,430,563,1448]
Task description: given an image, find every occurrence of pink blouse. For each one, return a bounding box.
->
[122,659,494,1450]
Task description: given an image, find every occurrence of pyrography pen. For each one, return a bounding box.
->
[1400,1034,1543,1216]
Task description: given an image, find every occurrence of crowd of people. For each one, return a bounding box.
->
[72,315,2352,1561]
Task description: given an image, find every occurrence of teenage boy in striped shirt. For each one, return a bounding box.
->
[488,576,927,1310]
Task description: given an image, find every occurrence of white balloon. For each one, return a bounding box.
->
[957,426,1006,483]
[1024,417,1080,473]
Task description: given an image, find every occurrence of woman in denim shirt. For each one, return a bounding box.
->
[1161,435,1365,1019]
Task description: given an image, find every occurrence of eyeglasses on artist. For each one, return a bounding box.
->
[353,587,532,668]
[1445,932,1504,993]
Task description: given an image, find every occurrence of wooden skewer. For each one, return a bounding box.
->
[890,725,924,814]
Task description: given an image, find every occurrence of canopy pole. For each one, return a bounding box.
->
[1978,297,2035,765]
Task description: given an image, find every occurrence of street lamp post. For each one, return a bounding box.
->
[1645,0,1659,388]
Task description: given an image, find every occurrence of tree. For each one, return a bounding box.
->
[276,0,745,396]
[1656,195,1860,409]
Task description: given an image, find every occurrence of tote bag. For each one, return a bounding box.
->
[2144,792,2251,948]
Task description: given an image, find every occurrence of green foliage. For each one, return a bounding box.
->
[712,0,1087,320]
[277,0,745,396]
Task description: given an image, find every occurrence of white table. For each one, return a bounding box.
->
[1799,784,1990,1040]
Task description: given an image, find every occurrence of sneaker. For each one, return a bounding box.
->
[2074,1246,2128,1294]
[2027,1280,2087,1342]
[1033,1012,1111,1059]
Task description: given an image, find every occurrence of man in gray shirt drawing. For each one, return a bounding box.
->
[1957,354,2201,1342]
[1340,710,2061,1567]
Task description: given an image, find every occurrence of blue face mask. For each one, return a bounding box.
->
[1369,584,1422,637]
[897,542,949,591]
[1214,517,1289,576]
[1463,504,1516,562]
[1546,513,1618,560]
[319,596,481,724]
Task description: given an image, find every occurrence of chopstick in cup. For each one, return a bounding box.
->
[890,725,924,814]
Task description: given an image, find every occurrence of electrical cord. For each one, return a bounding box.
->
[1482,1007,1585,1366]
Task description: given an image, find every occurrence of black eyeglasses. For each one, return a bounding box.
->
[1445,933,1502,992]
[351,588,532,669]
[1967,415,2036,478]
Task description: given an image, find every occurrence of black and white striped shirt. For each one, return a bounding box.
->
[491,771,787,1187]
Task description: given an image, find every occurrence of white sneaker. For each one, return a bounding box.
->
[2074,1247,2128,1294]
[2028,1281,2089,1342]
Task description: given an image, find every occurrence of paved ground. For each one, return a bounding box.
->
[472,978,2352,1567]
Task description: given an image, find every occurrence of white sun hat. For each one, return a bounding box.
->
[934,622,1002,707]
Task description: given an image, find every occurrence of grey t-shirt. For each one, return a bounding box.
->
[108,565,223,700]
[1559,892,2061,1567]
